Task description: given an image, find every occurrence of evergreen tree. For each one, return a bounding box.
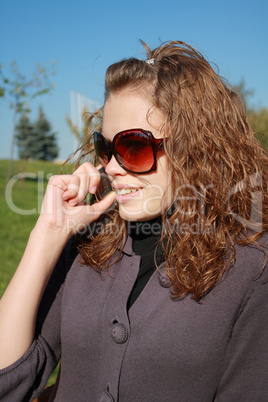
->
[15,114,34,159]
[1,60,56,183]
[15,107,59,160]
[31,107,58,160]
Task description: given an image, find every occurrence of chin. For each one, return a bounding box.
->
[118,204,162,222]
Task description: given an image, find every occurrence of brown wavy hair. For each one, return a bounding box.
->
[73,40,268,301]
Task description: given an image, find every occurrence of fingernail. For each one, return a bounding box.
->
[91,186,97,194]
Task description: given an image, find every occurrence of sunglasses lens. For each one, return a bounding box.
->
[114,132,155,173]
[94,133,109,166]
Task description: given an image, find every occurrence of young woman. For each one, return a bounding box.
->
[0,41,268,401]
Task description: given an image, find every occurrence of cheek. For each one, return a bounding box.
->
[154,158,172,207]
[142,161,170,210]
[117,157,170,220]
[153,156,169,190]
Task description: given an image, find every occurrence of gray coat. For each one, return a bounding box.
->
[0,234,268,401]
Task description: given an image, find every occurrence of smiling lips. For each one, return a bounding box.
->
[112,185,141,202]
[115,188,138,195]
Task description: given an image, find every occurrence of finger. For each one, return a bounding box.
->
[67,171,99,205]
[80,162,102,194]
[88,191,116,218]
[41,175,70,217]
[63,164,101,204]
[78,168,101,195]
[48,175,69,191]
[65,191,116,235]
[88,170,101,194]
[62,175,81,201]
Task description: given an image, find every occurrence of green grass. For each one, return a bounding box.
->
[0,159,64,296]
[0,159,64,386]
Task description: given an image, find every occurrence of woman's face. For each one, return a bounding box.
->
[102,89,171,221]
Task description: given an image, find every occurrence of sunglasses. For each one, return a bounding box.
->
[93,128,164,174]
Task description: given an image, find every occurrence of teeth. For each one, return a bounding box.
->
[116,188,137,195]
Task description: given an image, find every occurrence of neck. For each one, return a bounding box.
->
[126,216,162,240]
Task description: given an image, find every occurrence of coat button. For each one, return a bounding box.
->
[99,391,114,402]
[111,321,128,344]
[158,272,172,288]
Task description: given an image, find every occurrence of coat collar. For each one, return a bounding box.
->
[121,235,135,256]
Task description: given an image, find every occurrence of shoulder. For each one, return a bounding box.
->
[207,232,268,306]
[233,231,268,281]
[213,232,268,310]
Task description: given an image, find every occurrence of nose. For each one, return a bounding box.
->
[105,155,126,176]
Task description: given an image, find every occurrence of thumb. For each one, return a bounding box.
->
[90,191,117,217]
[66,191,116,236]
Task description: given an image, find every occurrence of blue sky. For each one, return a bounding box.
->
[1,0,268,161]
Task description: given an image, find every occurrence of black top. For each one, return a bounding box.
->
[127,218,164,309]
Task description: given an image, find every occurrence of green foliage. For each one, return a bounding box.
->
[232,79,268,150]
[1,60,57,183]
[248,108,268,150]
[0,60,56,113]
[15,114,34,159]
[16,107,59,161]
[232,78,254,106]
[0,64,6,97]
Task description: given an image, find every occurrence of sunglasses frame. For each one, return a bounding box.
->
[93,128,164,174]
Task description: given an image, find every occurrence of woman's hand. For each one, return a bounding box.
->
[36,162,116,239]
[0,163,115,369]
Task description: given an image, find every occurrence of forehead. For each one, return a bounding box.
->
[102,90,165,140]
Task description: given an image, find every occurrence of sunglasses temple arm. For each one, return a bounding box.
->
[156,139,164,151]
